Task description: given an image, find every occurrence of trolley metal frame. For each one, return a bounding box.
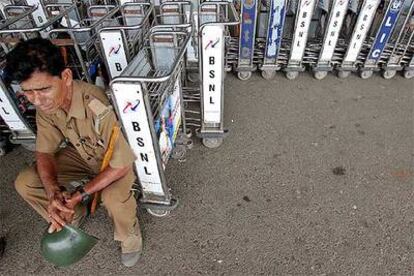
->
[336,0,380,78]
[311,0,348,80]
[236,0,258,81]
[99,2,153,80]
[359,0,405,79]
[197,1,239,148]
[259,0,288,80]
[47,4,120,84]
[110,28,191,217]
[283,0,317,80]
[381,0,414,79]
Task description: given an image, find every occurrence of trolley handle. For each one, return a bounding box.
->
[48,5,119,35]
[155,1,193,29]
[0,4,76,35]
[160,1,192,9]
[198,1,239,28]
[0,5,36,30]
[151,21,192,31]
[389,2,414,58]
[159,0,192,18]
[98,3,153,33]
[110,29,191,85]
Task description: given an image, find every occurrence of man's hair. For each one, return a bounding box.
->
[5,38,65,83]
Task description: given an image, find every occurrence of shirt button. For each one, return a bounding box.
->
[85,95,89,99]
[76,143,80,147]
[87,157,92,160]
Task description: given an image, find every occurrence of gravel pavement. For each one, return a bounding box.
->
[0,73,413,275]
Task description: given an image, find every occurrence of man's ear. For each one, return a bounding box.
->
[60,68,73,87]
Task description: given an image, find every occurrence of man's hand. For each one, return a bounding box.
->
[47,190,74,233]
[61,191,83,224]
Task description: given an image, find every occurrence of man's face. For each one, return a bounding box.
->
[20,70,71,114]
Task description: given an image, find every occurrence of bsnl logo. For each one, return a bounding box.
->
[123,99,140,113]
[108,44,124,72]
[108,44,121,56]
[205,38,220,50]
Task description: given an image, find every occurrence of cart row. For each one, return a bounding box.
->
[229,0,414,80]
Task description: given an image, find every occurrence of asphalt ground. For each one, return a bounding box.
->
[0,72,413,275]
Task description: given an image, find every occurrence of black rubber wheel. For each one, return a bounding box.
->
[285,71,299,80]
[337,70,350,79]
[202,137,223,148]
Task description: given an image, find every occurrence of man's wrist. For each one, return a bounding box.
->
[75,187,92,205]
[46,186,60,200]
[72,191,83,204]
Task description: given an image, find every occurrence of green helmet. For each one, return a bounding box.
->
[41,225,98,267]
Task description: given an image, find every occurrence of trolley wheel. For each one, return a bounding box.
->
[0,147,5,157]
[261,70,275,80]
[285,71,299,80]
[403,70,414,79]
[171,145,186,160]
[382,70,396,79]
[185,139,193,150]
[337,70,350,79]
[202,137,223,149]
[237,71,252,81]
[146,208,170,217]
[359,70,373,79]
[21,143,36,152]
[185,129,193,139]
[313,71,328,80]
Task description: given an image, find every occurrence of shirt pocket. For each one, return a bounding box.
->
[78,121,106,160]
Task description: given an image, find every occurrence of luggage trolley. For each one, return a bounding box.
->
[359,0,405,79]
[335,0,380,78]
[301,0,331,67]
[381,0,414,79]
[404,51,414,78]
[283,0,317,80]
[110,28,191,216]
[155,1,197,82]
[47,4,120,85]
[155,1,200,136]
[311,0,349,79]
[0,4,74,153]
[197,1,239,148]
[99,2,153,80]
[259,0,288,80]
[235,0,258,80]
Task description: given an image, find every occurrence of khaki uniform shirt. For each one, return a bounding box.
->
[35,80,136,173]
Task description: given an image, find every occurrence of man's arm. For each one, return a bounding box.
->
[36,151,74,231]
[36,152,59,199]
[66,165,131,208]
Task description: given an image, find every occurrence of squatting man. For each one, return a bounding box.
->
[6,38,142,267]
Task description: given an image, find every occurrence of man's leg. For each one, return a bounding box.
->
[14,146,94,222]
[100,168,142,266]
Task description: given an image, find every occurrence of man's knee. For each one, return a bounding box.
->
[101,170,136,208]
[101,186,134,209]
[14,167,40,198]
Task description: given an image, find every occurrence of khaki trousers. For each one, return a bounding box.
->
[14,146,139,243]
